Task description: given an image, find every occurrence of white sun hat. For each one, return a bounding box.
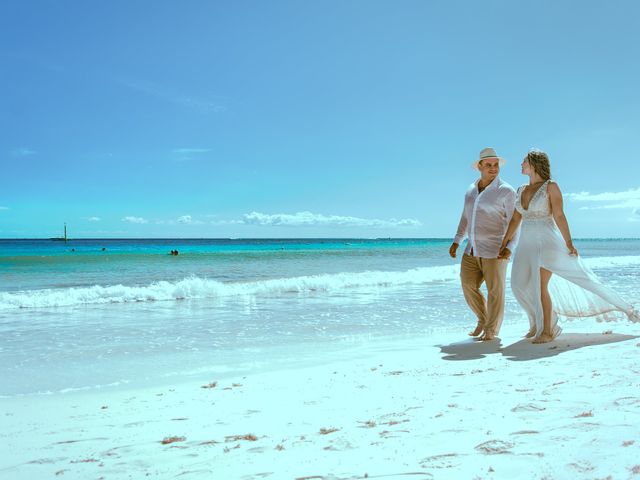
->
[472,147,507,170]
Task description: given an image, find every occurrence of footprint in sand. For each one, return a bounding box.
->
[613,397,640,407]
[28,457,68,465]
[323,439,354,451]
[247,446,268,454]
[475,440,515,454]
[122,420,150,427]
[419,453,464,469]
[510,430,540,435]
[567,461,595,473]
[53,437,109,445]
[510,403,546,412]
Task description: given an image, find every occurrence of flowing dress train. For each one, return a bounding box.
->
[511,180,639,340]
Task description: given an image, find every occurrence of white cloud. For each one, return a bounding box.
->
[156,215,204,225]
[565,187,640,202]
[205,214,245,226]
[173,148,211,155]
[211,219,244,226]
[242,211,422,228]
[565,187,640,211]
[177,215,204,225]
[85,216,101,222]
[172,147,212,162]
[11,147,36,157]
[122,216,148,224]
[117,77,227,113]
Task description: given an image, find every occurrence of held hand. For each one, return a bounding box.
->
[567,244,578,256]
[449,243,458,258]
[497,247,511,260]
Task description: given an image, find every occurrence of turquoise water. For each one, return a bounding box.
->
[1,238,451,291]
[1,238,639,396]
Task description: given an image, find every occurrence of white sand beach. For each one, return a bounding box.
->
[2,320,640,480]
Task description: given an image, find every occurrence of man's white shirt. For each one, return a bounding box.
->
[454,176,519,258]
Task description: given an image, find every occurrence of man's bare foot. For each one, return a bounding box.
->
[480,333,496,341]
[532,333,553,344]
[524,328,536,338]
[469,325,484,337]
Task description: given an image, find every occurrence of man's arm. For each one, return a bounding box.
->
[450,197,468,258]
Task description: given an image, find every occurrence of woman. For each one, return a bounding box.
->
[499,149,638,343]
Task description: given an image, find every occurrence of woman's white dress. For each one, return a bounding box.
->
[511,180,638,340]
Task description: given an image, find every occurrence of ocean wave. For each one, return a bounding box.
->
[0,380,131,398]
[581,255,640,270]
[1,255,638,310]
[0,265,460,309]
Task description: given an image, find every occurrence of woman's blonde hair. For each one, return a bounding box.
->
[526,149,551,180]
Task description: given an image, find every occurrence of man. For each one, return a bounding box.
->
[449,147,519,341]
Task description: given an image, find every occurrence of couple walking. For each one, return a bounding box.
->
[450,147,639,344]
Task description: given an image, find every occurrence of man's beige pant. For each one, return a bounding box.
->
[460,254,508,335]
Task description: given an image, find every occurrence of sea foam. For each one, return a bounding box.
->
[0,265,459,309]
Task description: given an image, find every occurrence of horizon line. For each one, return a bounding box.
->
[1,237,639,241]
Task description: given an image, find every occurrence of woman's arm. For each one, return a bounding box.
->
[498,209,522,258]
[548,182,578,256]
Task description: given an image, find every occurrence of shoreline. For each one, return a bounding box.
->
[3,321,640,479]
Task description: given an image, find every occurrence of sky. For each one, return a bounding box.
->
[1,0,639,238]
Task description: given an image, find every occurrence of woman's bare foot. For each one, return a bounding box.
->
[532,332,554,344]
[469,324,484,337]
[480,332,496,341]
[524,328,536,338]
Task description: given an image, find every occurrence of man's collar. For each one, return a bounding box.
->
[475,176,501,190]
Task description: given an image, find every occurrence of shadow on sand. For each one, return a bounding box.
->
[500,332,639,361]
[439,338,503,360]
[439,333,638,362]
